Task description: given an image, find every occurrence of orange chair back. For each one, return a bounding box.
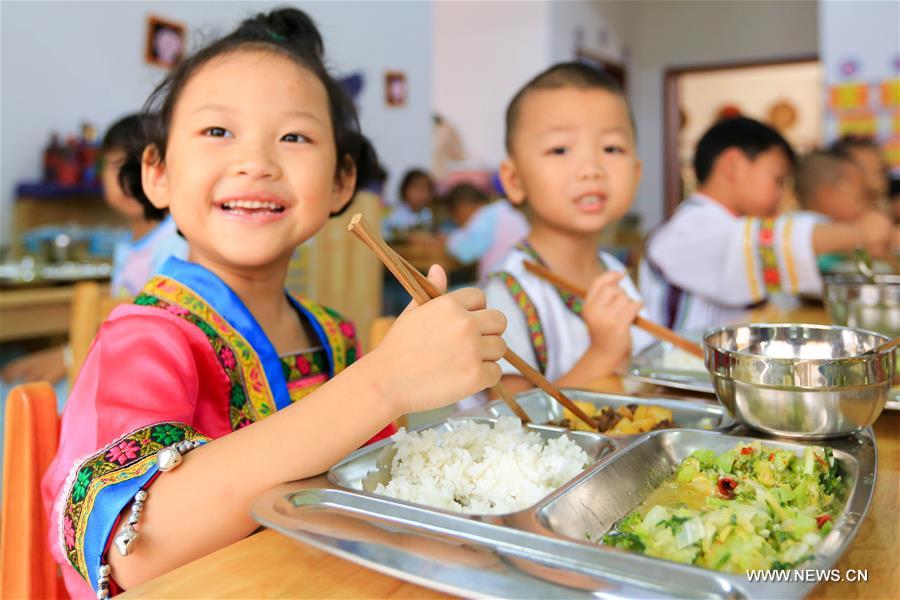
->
[0,382,68,599]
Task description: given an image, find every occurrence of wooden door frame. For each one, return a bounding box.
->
[663,55,819,218]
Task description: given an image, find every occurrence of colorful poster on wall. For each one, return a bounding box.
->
[836,110,878,137]
[829,82,869,111]
[880,77,900,108]
[883,135,900,170]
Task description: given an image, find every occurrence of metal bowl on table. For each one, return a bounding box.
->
[703,323,894,439]
[823,274,899,337]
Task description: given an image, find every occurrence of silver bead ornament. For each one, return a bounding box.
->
[156,447,183,472]
[114,524,139,556]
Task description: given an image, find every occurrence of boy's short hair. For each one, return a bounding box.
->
[445,183,487,211]
[830,135,880,156]
[795,149,856,208]
[504,62,633,152]
[693,117,795,184]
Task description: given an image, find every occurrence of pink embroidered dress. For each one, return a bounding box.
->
[41,258,394,597]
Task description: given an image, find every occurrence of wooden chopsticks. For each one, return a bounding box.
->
[522,260,706,360]
[348,214,599,430]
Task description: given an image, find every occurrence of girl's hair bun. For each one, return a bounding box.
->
[244,8,324,59]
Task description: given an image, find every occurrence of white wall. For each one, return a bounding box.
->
[627,0,819,227]
[433,0,550,170]
[0,0,432,239]
[548,0,632,65]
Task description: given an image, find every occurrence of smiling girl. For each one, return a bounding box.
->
[42,9,506,597]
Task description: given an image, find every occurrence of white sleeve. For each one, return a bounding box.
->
[482,278,537,376]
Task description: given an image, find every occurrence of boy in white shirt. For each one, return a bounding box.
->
[640,117,894,331]
[483,63,652,391]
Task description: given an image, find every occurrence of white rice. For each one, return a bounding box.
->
[373,416,590,514]
[660,348,706,372]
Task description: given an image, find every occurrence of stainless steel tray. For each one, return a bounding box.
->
[252,420,876,599]
[329,417,617,516]
[629,339,900,412]
[625,338,715,394]
[484,388,734,434]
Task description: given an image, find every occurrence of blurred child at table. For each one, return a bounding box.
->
[831,135,889,208]
[105,113,189,297]
[640,117,895,332]
[381,168,436,239]
[41,9,506,597]
[483,62,653,393]
[445,183,529,279]
[795,149,868,273]
[0,114,187,388]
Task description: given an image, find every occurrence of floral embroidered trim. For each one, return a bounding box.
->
[61,422,208,581]
[281,348,330,402]
[742,219,763,302]
[137,277,271,429]
[780,216,798,294]
[489,271,548,374]
[516,240,583,314]
[757,217,781,294]
[295,299,357,371]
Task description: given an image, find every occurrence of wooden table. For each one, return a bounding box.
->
[0,282,111,343]
[389,234,460,274]
[124,307,900,599]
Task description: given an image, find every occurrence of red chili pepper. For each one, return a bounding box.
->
[717,476,738,499]
[741,447,753,455]
[769,453,775,461]
[816,514,832,529]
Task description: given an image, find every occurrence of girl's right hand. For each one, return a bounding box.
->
[368,265,507,416]
[582,271,641,361]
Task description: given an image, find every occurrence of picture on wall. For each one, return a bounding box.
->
[145,15,186,68]
[385,71,407,107]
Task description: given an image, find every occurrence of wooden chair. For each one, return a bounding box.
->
[68,281,130,385]
[0,382,68,599]
[367,316,396,353]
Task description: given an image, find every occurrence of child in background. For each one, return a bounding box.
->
[484,62,653,393]
[830,135,889,208]
[381,168,436,239]
[0,114,188,387]
[795,149,869,273]
[641,117,895,332]
[42,9,506,596]
[104,113,189,297]
[445,183,529,279]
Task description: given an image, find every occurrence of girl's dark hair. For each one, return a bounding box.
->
[121,7,379,218]
[105,113,167,221]
[398,168,433,201]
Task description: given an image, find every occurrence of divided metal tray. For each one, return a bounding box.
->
[627,339,900,411]
[484,388,735,434]
[252,408,876,599]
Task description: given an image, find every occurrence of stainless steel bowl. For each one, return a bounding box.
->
[703,323,894,439]
[824,274,900,337]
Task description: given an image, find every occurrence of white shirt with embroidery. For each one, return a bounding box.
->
[482,244,653,383]
[639,194,825,332]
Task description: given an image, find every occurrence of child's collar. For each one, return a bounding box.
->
[692,193,742,218]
